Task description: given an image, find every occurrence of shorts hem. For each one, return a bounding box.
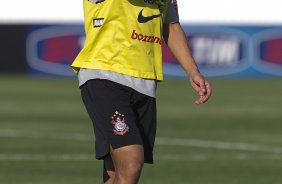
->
[95,142,154,164]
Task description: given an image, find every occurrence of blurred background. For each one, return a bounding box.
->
[0,0,282,184]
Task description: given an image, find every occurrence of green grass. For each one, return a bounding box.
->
[1,75,282,184]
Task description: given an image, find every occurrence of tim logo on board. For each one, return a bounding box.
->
[162,26,250,77]
[26,25,84,76]
[253,29,282,76]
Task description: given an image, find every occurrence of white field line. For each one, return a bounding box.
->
[0,130,90,141]
[0,154,93,161]
[156,138,282,154]
[0,153,282,161]
[1,130,282,154]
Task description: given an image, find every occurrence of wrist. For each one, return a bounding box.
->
[186,68,201,78]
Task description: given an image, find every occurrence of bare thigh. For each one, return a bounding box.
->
[110,145,144,184]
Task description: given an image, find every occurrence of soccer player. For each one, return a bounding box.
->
[71,0,211,183]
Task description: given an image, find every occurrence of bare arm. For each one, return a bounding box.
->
[163,23,212,104]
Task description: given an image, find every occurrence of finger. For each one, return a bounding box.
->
[204,80,212,98]
[196,82,212,104]
[200,94,209,104]
[198,78,207,96]
[191,77,206,95]
[190,78,201,93]
[195,95,206,105]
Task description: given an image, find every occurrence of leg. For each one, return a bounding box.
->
[110,145,144,184]
[103,155,115,184]
[81,80,148,183]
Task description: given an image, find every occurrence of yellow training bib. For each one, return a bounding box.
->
[71,0,169,80]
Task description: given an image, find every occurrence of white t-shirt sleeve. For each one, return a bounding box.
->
[164,0,180,24]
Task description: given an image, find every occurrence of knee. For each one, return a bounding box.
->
[116,161,143,180]
[126,161,143,176]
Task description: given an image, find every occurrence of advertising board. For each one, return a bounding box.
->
[25,24,282,78]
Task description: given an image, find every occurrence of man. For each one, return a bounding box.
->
[72,0,211,183]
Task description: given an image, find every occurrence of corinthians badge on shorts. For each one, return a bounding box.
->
[111,111,129,135]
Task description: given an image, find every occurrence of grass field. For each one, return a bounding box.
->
[0,75,282,184]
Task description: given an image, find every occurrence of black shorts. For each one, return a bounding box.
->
[80,79,156,164]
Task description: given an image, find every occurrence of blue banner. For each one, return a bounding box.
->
[26,24,282,78]
[26,25,84,76]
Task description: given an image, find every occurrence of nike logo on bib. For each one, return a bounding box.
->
[138,9,161,23]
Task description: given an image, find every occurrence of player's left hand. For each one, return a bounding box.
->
[189,73,212,105]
